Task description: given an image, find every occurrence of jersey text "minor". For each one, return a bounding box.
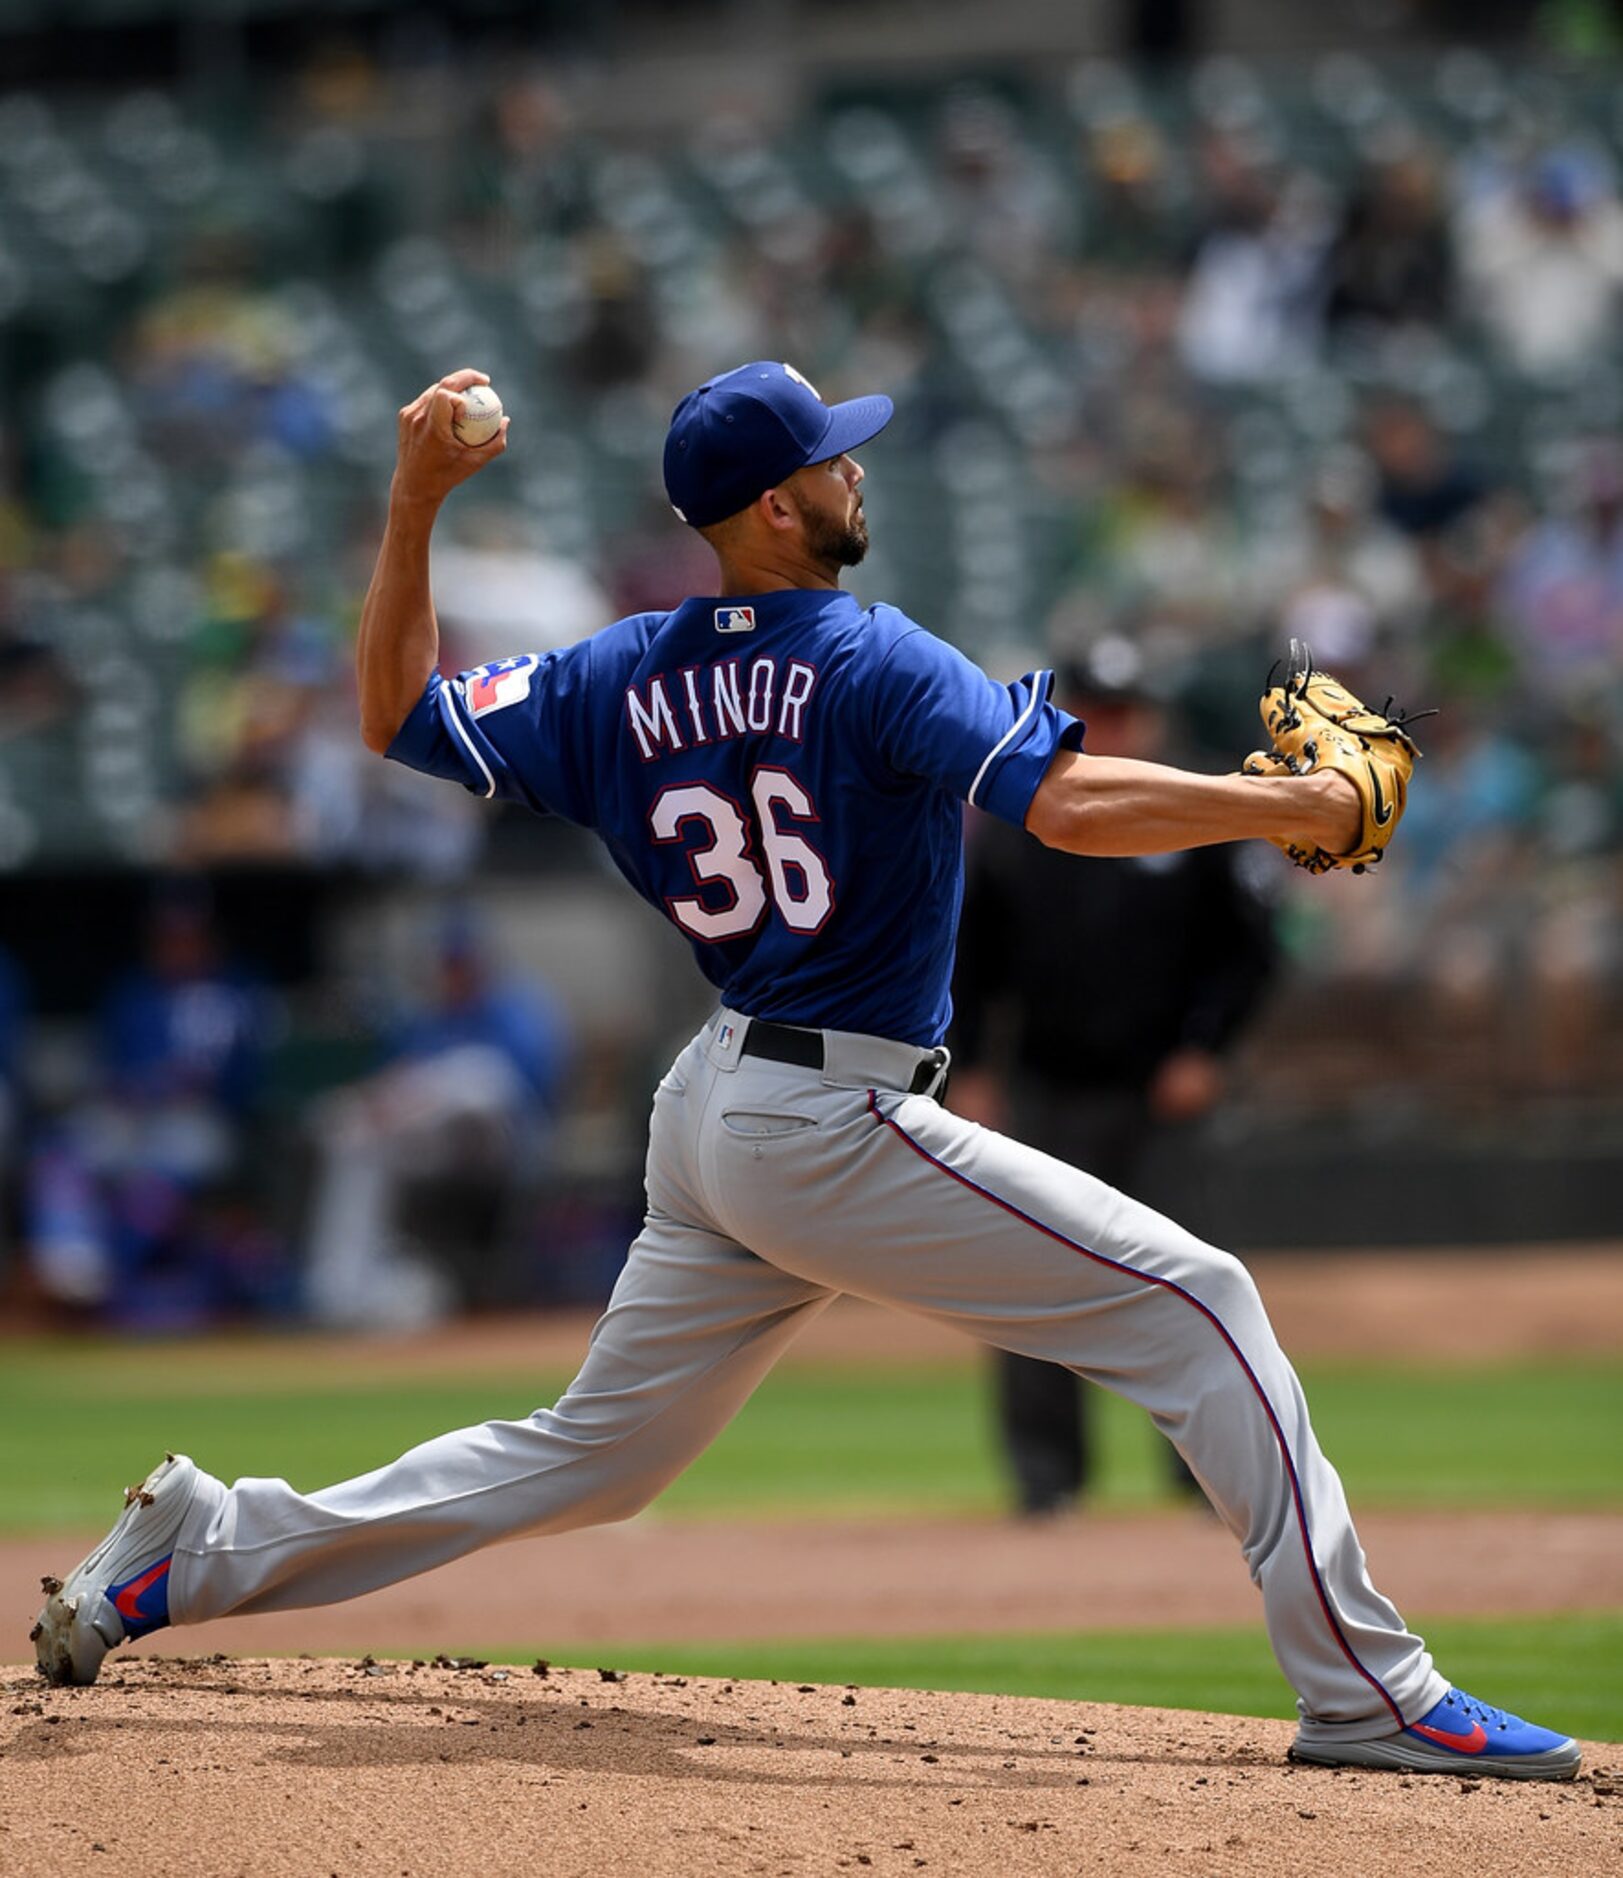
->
[625,657,819,761]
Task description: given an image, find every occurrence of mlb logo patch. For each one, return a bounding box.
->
[464,657,537,718]
[714,606,756,634]
[718,1023,736,1049]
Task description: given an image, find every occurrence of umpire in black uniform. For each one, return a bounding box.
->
[951,641,1277,1515]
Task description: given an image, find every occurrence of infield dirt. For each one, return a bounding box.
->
[3,1656,1618,1878]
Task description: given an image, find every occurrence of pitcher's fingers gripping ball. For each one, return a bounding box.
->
[452,384,504,447]
[387,369,509,510]
[1242,638,1431,876]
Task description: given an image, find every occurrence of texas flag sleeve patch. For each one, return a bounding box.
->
[464,656,539,718]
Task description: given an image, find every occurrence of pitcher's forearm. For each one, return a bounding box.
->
[357,488,442,753]
[358,368,509,753]
[1025,752,1357,857]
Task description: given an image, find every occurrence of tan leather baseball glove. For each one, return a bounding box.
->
[1242,640,1430,876]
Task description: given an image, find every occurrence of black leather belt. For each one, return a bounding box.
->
[740,1019,948,1096]
[740,1018,824,1069]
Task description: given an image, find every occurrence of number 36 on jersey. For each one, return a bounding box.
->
[650,769,833,941]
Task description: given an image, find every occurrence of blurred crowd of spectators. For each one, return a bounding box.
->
[0,47,1619,1092]
[0,894,570,1331]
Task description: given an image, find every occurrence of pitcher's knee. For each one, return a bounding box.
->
[525,1400,691,1526]
[1182,1244,1265,1330]
[582,1476,664,1525]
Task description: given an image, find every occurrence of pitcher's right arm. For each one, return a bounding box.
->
[358,369,508,754]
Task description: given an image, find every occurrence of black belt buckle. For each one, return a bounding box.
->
[740,1020,824,1070]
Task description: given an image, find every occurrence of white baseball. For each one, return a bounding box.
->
[453,384,504,447]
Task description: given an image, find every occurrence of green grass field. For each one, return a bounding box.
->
[3,1342,1620,1533]
[526,1613,1623,1743]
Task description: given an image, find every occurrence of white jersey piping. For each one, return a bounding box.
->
[443,681,497,800]
[967,669,1051,809]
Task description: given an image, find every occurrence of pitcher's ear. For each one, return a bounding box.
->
[759,483,801,532]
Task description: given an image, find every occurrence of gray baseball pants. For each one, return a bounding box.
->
[169,1011,1444,1743]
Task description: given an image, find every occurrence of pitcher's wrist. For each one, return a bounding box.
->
[387,476,444,522]
[1307,770,1360,852]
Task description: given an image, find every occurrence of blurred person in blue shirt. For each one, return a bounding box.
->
[1500,439,1623,697]
[101,899,266,1114]
[24,890,279,1326]
[303,914,570,1331]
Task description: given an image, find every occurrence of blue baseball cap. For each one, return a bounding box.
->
[663,361,893,529]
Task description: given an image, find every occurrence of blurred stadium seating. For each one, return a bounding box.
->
[0,51,1618,838]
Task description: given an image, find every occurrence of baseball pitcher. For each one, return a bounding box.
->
[34,363,1578,1780]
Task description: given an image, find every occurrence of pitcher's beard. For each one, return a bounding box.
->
[803,501,869,567]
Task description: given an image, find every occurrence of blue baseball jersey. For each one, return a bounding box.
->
[387,588,1082,1046]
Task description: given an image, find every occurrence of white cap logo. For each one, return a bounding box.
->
[781,362,822,399]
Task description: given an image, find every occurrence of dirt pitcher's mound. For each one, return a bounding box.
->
[1,1658,1615,1877]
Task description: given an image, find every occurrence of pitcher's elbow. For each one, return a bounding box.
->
[1024,795,1060,849]
[1024,753,1094,852]
[1025,796,1085,853]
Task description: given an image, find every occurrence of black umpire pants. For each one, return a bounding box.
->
[996,1080,1202,1513]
